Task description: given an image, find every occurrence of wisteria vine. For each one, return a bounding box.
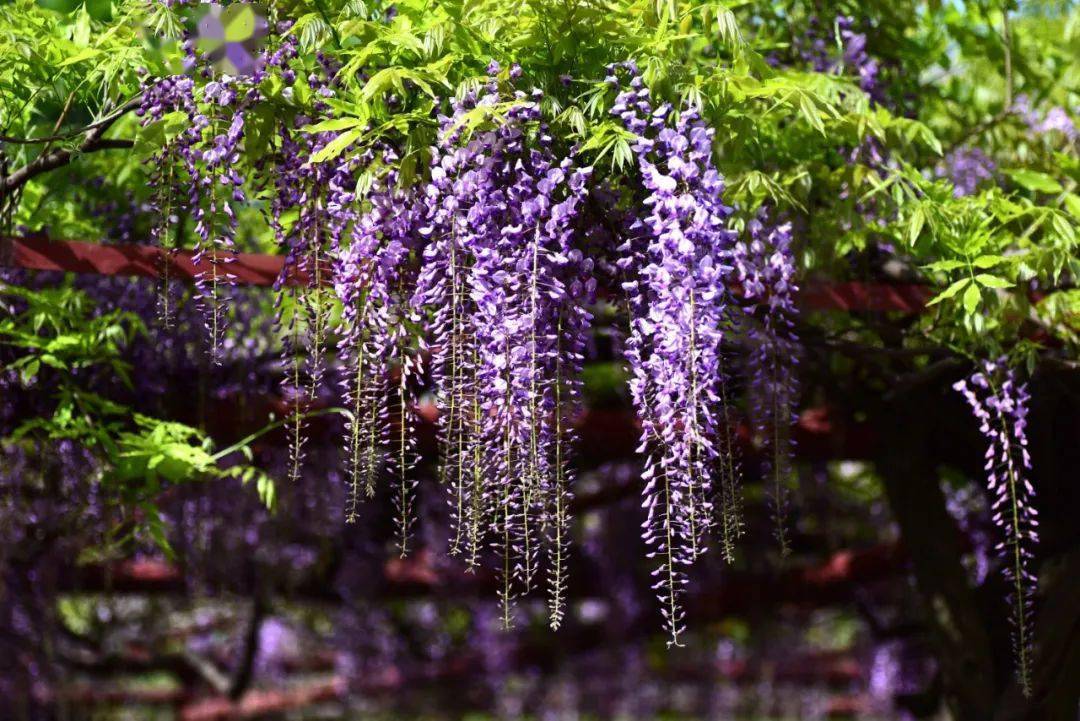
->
[953,359,1038,695]
[737,214,800,556]
[611,63,742,644]
[129,48,803,639]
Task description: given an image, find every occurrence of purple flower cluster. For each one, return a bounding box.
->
[138,26,304,362]
[191,76,249,365]
[335,159,418,554]
[937,147,996,197]
[136,75,200,327]
[837,16,880,101]
[800,16,881,102]
[953,359,1038,695]
[135,69,252,363]
[737,213,800,556]
[1014,95,1078,142]
[611,63,738,645]
[408,67,594,628]
[126,47,817,644]
[269,36,362,484]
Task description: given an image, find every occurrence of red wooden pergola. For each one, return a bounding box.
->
[1,234,932,313]
[0,234,938,718]
[0,232,924,465]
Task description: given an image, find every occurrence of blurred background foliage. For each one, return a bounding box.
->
[1,0,1079,720]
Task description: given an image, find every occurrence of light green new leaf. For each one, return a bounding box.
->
[924,259,965,272]
[301,117,367,134]
[972,254,1008,269]
[927,278,970,305]
[1063,193,1080,220]
[310,127,364,164]
[58,47,102,66]
[974,274,1012,289]
[1006,169,1063,194]
[962,282,982,314]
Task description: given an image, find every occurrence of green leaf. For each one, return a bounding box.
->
[924,259,965,273]
[310,127,364,164]
[714,7,743,46]
[908,207,925,246]
[222,4,258,42]
[974,274,1012,289]
[798,93,825,135]
[58,47,102,66]
[85,0,112,21]
[1063,192,1080,219]
[141,503,176,560]
[301,117,365,133]
[36,0,82,12]
[962,281,981,314]
[927,278,969,305]
[361,67,402,100]
[1006,169,1063,194]
[20,359,40,385]
[971,254,1007,269]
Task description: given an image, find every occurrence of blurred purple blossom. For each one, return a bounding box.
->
[937,147,996,197]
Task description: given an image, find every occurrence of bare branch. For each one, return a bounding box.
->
[0,97,140,197]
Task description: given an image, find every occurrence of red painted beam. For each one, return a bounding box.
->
[1,235,929,313]
[3,235,300,287]
[799,280,931,314]
[179,679,347,721]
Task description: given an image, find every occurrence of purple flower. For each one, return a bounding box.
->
[953,359,1037,695]
[611,63,740,645]
[937,147,996,197]
[736,213,800,555]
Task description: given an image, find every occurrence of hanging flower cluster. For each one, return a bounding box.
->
[136,47,259,362]
[836,16,881,101]
[799,16,882,103]
[335,161,419,557]
[335,65,596,627]
[133,45,813,642]
[937,147,996,197]
[267,37,368,485]
[136,75,199,328]
[611,63,740,645]
[736,214,800,556]
[953,359,1038,695]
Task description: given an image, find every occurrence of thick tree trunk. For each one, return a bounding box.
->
[873,379,998,721]
[873,365,1080,721]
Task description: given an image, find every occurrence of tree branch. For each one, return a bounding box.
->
[228,595,266,700]
[0,98,139,197]
[0,95,142,145]
[872,375,996,721]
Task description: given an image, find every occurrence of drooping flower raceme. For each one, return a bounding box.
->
[188,76,249,365]
[410,71,594,628]
[800,16,881,102]
[736,214,800,556]
[335,161,419,559]
[837,16,881,101]
[612,65,738,645]
[270,35,368,484]
[136,75,201,328]
[953,359,1038,696]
